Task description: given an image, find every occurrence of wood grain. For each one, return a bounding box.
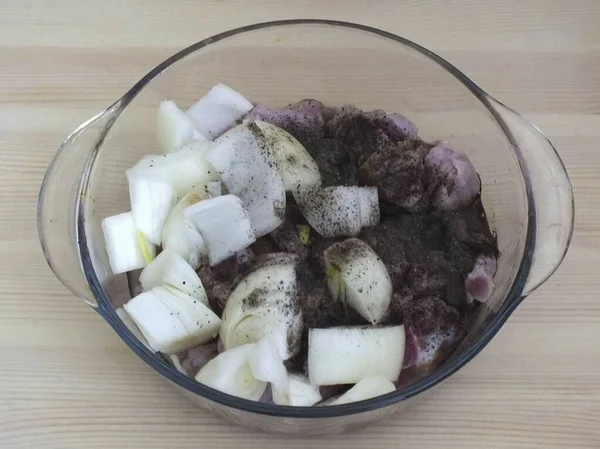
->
[1,0,599,447]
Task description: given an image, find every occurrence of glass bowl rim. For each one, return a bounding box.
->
[78,19,536,418]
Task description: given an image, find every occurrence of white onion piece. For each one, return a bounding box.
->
[157,100,206,153]
[102,211,156,274]
[329,376,396,405]
[207,123,286,237]
[139,250,208,305]
[195,343,267,400]
[273,374,322,407]
[248,338,289,392]
[358,187,380,227]
[251,120,321,192]
[124,287,221,354]
[126,173,176,245]
[184,194,256,266]
[220,262,302,360]
[127,142,219,199]
[186,84,253,139]
[205,181,222,197]
[116,307,151,349]
[294,186,380,238]
[308,326,405,386]
[324,238,392,325]
[161,186,216,269]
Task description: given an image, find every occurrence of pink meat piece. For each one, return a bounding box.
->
[393,294,461,372]
[425,142,481,211]
[465,255,497,303]
[288,99,325,117]
[366,109,418,141]
[243,99,325,145]
[178,340,219,377]
[402,323,420,369]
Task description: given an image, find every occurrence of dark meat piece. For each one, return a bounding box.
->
[284,264,348,374]
[244,99,325,146]
[251,236,279,257]
[365,109,418,142]
[269,221,309,260]
[197,249,255,313]
[361,213,471,308]
[393,295,461,370]
[296,263,346,329]
[441,196,497,256]
[359,139,431,211]
[360,213,444,289]
[306,235,345,276]
[465,255,497,304]
[304,138,358,186]
[327,105,397,166]
[425,142,481,211]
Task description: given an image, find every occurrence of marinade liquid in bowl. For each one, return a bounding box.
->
[38,20,573,433]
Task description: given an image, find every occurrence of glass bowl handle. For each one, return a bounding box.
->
[37,104,120,307]
[490,98,575,296]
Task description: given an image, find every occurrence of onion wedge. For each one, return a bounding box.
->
[186,83,253,139]
[249,120,321,192]
[294,186,380,238]
[272,374,322,407]
[124,287,221,354]
[126,173,176,245]
[308,326,405,386]
[329,376,396,405]
[115,307,151,349]
[207,122,286,237]
[102,211,156,274]
[139,250,208,305]
[219,259,302,360]
[184,194,256,266]
[324,238,392,325]
[195,343,267,400]
[157,100,205,153]
[127,142,219,200]
[248,337,289,392]
[161,185,219,269]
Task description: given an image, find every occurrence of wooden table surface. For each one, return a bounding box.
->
[1,1,599,447]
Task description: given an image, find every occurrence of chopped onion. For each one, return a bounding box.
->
[329,376,396,405]
[127,142,219,200]
[116,307,151,349]
[324,238,392,325]
[195,343,267,400]
[157,100,205,153]
[205,181,222,197]
[294,186,380,238]
[139,250,208,305]
[102,211,156,274]
[273,374,322,407]
[184,194,256,266]
[126,173,176,245]
[186,83,253,139]
[124,286,221,354]
[207,122,286,238]
[161,185,217,269]
[308,326,405,386]
[220,261,302,360]
[248,337,289,392]
[250,120,321,192]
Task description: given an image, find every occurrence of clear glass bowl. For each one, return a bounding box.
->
[37,20,574,433]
